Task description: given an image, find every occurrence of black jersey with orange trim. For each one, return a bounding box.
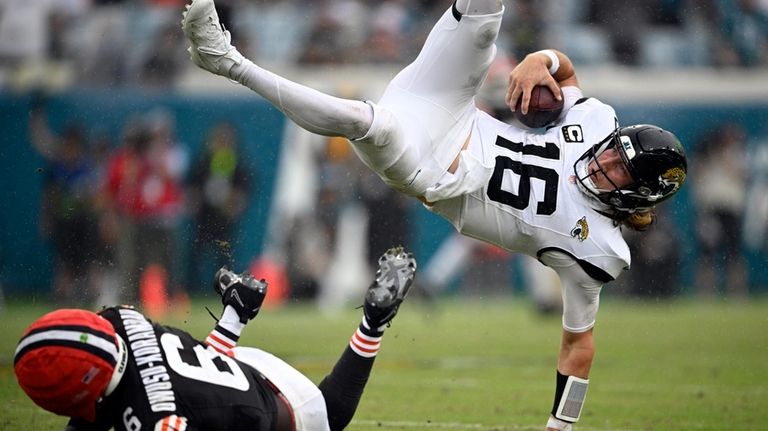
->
[66,306,277,431]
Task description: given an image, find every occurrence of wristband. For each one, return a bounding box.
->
[537,49,560,75]
[551,370,589,422]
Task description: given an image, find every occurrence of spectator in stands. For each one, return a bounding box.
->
[77,8,129,87]
[103,118,152,303]
[715,0,768,67]
[587,0,651,65]
[103,111,188,309]
[140,109,189,305]
[358,0,410,63]
[0,0,88,66]
[139,21,187,88]
[29,104,99,305]
[692,123,750,298]
[298,11,347,64]
[504,0,544,62]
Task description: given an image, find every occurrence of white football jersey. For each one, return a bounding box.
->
[430,98,631,282]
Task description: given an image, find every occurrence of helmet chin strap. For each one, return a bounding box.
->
[105,335,128,396]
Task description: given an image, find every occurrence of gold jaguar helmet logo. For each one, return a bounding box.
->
[660,167,686,194]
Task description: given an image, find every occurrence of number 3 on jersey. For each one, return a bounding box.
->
[486,136,559,215]
[161,333,250,391]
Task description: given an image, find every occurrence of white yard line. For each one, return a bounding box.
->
[352,419,639,431]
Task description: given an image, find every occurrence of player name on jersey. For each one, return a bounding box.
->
[119,308,177,413]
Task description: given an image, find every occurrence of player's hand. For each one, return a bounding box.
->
[506,52,561,115]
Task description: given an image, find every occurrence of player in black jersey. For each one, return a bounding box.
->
[15,247,417,431]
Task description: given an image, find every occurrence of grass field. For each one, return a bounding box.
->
[0,296,766,430]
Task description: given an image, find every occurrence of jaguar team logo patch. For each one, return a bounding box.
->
[571,216,589,242]
[661,167,686,193]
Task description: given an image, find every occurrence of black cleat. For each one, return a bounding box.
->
[213,267,268,324]
[364,247,417,329]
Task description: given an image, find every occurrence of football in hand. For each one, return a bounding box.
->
[514,85,564,128]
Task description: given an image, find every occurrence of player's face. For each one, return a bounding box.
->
[588,145,634,191]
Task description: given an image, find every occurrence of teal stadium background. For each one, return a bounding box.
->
[1,90,767,295]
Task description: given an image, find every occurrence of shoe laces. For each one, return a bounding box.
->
[190,16,232,55]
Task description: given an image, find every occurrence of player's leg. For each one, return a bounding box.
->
[210,266,331,430]
[205,267,268,355]
[350,0,505,196]
[182,0,373,140]
[317,247,417,430]
[391,0,504,100]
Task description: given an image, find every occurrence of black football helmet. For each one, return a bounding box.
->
[575,124,687,212]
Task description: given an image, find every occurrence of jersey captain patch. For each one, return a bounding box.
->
[570,216,589,242]
[562,125,584,143]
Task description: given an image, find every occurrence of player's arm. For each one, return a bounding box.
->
[546,329,594,431]
[506,49,579,115]
[538,251,602,431]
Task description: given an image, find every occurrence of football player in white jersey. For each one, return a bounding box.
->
[182,1,688,429]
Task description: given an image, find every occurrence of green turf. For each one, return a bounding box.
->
[1,297,766,430]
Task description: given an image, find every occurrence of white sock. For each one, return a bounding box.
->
[231,58,373,139]
[219,305,245,335]
[361,315,387,335]
[206,306,245,355]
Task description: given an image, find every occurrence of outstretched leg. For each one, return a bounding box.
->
[182,0,505,199]
[351,0,505,196]
[182,0,372,140]
[318,247,417,430]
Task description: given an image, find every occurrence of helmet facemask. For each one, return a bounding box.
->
[575,125,687,213]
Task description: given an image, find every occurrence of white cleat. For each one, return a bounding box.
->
[181,0,244,79]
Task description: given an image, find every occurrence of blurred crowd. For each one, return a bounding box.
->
[1,0,768,90]
[25,95,418,312]
[28,101,255,313]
